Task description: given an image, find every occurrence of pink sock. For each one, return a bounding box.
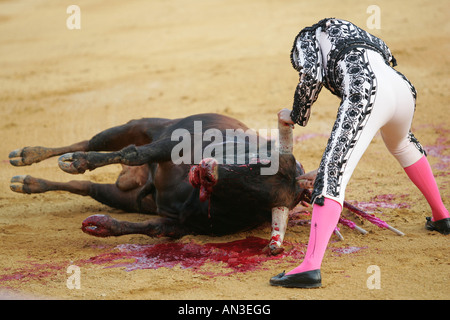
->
[404,156,449,221]
[287,198,342,275]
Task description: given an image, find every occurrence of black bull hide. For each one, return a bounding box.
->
[9,113,310,255]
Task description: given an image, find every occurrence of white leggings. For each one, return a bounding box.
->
[312,48,426,206]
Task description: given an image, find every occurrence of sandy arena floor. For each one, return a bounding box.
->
[0,0,448,300]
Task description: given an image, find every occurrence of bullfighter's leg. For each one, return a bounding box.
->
[380,71,449,233]
[10,175,157,214]
[9,118,170,166]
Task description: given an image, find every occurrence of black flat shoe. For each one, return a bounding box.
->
[269,269,321,288]
[425,217,450,235]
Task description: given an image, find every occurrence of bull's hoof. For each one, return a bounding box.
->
[81,214,121,237]
[58,153,77,173]
[58,153,87,174]
[9,147,50,166]
[10,175,46,194]
[262,244,285,256]
[9,149,26,166]
[10,175,28,193]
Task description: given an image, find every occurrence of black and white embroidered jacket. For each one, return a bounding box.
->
[289,18,397,126]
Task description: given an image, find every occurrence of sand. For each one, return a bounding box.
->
[0,0,448,300]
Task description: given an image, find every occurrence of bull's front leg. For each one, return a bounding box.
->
[58,139,174,174]
[9,118,161,167]
[9,141,89,166]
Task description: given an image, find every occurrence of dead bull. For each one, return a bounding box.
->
[9,113,308,254]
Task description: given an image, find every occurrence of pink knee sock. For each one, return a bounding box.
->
[287,198,342,275]
[404,156,449,221]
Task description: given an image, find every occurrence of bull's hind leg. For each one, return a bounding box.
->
[9,118,170,166]
[10,175,157,214]
[11,175,91,195]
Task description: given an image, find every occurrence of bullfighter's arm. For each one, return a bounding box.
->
[290,75,323,126]
[289,29,324,126]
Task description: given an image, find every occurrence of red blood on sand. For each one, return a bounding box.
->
[86,236,306,275]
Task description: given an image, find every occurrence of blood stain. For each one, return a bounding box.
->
[347,194,411,213]
[0,236,367,285]
[85,236,306,276]
[331,246,367,256]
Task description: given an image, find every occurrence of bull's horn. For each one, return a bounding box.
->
[278,120,293,154]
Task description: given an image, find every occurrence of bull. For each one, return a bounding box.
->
[9,113,309,255]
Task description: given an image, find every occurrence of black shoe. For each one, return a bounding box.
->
[425,217,450,235]
[269,269,321,288]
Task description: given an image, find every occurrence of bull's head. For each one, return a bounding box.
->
[188,118,300,256]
